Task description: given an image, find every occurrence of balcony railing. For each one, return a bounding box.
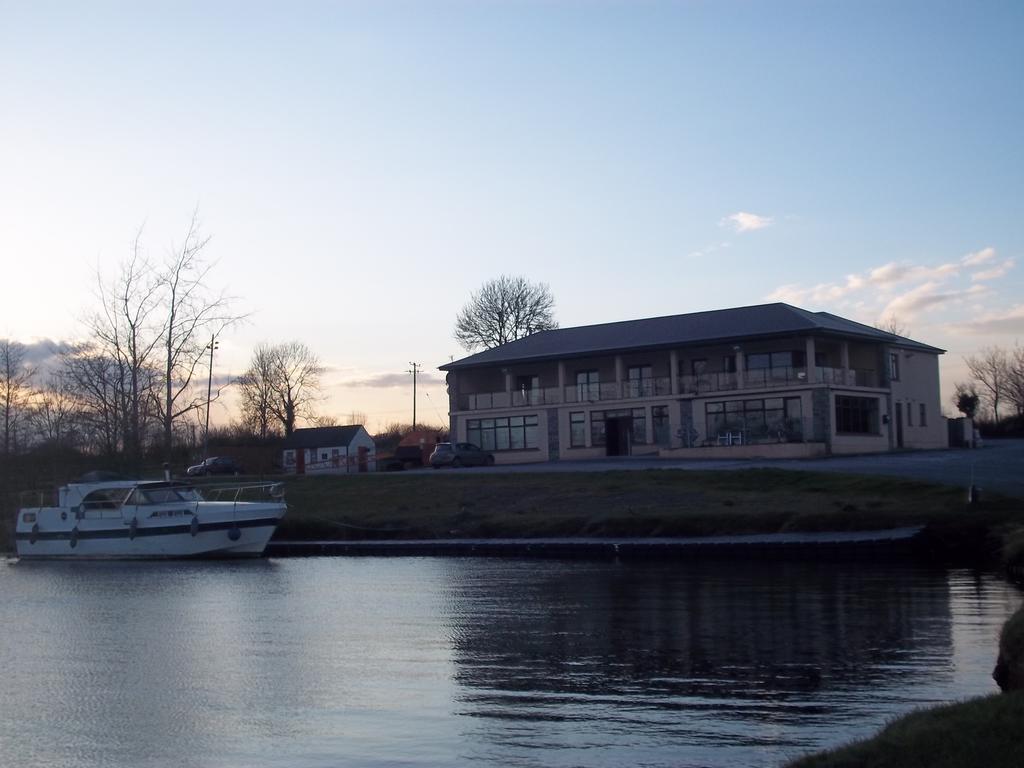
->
[456,368,880,411]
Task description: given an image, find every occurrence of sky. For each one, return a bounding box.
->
[2,0,1022,431]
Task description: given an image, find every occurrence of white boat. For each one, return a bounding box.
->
[15,477,287,559]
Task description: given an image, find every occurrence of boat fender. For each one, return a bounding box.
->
[228,525,241,542]
[129,518,138,540]
[30,523,39,545]
[70,527,79,548]
[190,516,199,537]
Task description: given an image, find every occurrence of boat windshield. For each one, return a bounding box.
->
[127,486,205,505]
[81,488,133,510]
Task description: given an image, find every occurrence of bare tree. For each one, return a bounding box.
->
[151,212,242,458]
[238,342,324,437]
[965,346,1011,421]
[84,214,243,461]
[86,230,164,460]
[0,339,36,454]
[236,345,278,440]
[1008,344,1024,417]
[953,381,980,420]
[30,371,81,449]
[454,275,557,351]
[344,411,368,426]
[875,315,908,336]
[60,342,130,456]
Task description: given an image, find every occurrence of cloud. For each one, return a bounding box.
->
[961,246,996,267]
[878,282,982,321]
[686,241,732,260]
[765,260,961,307]
[720,212,773,233]
[342,371,445,389]
[971,258,1015,282]
[945,305,1024,335]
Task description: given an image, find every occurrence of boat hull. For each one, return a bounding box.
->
[15,504,286,560]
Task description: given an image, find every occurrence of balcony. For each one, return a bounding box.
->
[456,368,880,411]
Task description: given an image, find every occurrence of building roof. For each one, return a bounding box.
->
[284,425,367,449]
[440,302,944,371]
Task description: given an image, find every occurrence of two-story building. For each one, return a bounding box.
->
[440,303,947,463]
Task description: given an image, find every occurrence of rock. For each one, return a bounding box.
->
[993,606,1024,692]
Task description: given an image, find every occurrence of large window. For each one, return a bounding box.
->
[835,396,879,434]
[652,406,670,446]
[626,365,652,397]
[516,375,539,405]
[570,412,586,447]
[706,397,803,440]
[919,403,927,427]
[467,415,540,451]
[576,370,599,401]
[889,352,900,381]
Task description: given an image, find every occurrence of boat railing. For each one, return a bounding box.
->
[200,482,286,505]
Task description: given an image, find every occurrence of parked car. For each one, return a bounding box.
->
[429,442,495,469]
[186,456,245,476]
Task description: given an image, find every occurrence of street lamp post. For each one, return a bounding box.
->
[203,334,219,459]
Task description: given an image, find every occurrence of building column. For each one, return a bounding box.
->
[670,350,679,395]
[840,341,850,385]
[805,337,817,383]
[557,361,566,402]
[446,373,457,437]
[615,355,624,399]
[735,347,745,389]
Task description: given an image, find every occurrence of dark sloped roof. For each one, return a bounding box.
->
[284,425,367,449]
[440,303,943,371]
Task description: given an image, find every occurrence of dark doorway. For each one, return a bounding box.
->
[894,403,904,448]
[605,416,632,457]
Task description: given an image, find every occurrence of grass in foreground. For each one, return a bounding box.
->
[784,691,1024,768]
[272,468,1023,552]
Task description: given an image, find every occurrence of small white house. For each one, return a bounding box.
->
[283,425,377,474]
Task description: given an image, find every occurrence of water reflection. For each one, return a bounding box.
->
[0,557,1017,768]
[439,560,993,766]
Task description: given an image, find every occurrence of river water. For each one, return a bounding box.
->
[0,557,1019,768]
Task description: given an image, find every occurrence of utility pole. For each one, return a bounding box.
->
[204,334,219,458]
[407,361,420,428]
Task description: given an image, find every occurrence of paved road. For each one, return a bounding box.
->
[408,439,1024,498]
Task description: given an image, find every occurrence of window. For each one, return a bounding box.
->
[631,408,647,444]
[590,412,606,446]
[627,365,652,397]
[919,403,927,427]
[576,370,599,401]
[835,396,879,434]
[889,352,900,381]
[722,356,737,373]
[706,397,803,440]
[652,406,670,446]
[516,375,539,405]
[467,415,540,451]
[907,404,913,427]
[690,359,707,376]
[570,412,586,447]
[747,351,804,374]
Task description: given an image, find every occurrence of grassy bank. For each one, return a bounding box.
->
[270,468,1023,563]
[783,691,1024,768]
[3,468,1023,562]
